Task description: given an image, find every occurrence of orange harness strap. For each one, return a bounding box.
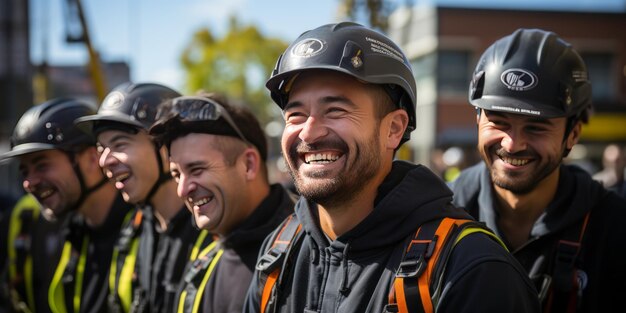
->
[386,218,484,313]
[257,214,302,313]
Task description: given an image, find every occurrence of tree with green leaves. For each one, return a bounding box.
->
[180,16,287,124]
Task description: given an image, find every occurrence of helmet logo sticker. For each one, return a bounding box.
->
[102,91,125,110]
[291,39,325,58]
[500,69,538,91]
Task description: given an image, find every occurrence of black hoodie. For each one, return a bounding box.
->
[245,161,539,313]
[450,163,626,312]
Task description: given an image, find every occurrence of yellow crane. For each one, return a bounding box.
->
[34,0,107,103]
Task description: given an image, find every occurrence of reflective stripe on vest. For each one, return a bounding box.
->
[176,235,222,313]
[49,235,90,313]
[8,194,40,312]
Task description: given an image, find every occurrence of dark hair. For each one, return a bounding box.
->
[152,92,268,162]
[369,83,397,123]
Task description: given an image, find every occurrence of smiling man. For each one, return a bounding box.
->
[450,28,626,312]
[244,22,539,313]
[149,93,293,313]
[2,98,132,313]
[75,82,202,313]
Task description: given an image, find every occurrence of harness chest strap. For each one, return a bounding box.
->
[544,211,591,313]
[7,194,40,312]
[386,218,506,313]
[176,230,222,313]
[256,216,503,313]
[256,214,302,313]
[49,235,90,313]
[108,209,142,313]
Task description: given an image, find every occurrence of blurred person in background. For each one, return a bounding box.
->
[451,28,626,312]
[1,98,133,313]
[592,143,625,197]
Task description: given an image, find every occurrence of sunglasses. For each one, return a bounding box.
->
[162,96,251,145]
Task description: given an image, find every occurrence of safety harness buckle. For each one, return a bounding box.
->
[184,257,210,283]
[396,237,437,278]
[396,254,427,278]
[256,247,285,273]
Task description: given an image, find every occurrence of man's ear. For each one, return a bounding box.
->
[77,146,99,172]
[566,121,583,150]
[158,145,171,171]
[385,110,409,150]
[74,147,105,185]
[242,148,261,181]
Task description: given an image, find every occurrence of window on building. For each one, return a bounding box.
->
[437,50,471,96]
[581,52,615,103]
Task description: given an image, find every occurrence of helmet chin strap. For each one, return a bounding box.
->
[143,145,172,208]
[67,151,109,213]
[562,116,580,158]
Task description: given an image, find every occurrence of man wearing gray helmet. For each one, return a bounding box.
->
[1,98,133,313]
[244,22,539,313]
[450,28,626,312]
[75,83,204,313]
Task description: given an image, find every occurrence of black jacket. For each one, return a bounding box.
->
[244,161,539,313]
[450,163,626,312]
[184,184,294,313]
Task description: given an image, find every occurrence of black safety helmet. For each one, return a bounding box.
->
[75,82,181,135]
[266,22,417,143]
[75,82,181,207]
[469,28,592,123]
[3,98,97,159]
[2,98,108,215]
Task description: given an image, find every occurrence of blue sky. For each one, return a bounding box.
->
[29,0,626,91]
[30,0,342,91]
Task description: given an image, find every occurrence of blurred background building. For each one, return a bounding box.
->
[1,0,130,197]
[1,0,625,197]
[1,0,34,196]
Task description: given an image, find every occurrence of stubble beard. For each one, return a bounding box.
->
[485,146,563,195]
[286,130,381,208]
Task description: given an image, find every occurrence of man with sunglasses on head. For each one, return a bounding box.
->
[149,93,294,313]
[75,82,203,313]
[2,98,133,313]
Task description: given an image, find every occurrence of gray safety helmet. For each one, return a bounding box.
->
[469,28,592,123]
[266,22,417,142]
[3,98,97,159]
[75,82,181,135]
